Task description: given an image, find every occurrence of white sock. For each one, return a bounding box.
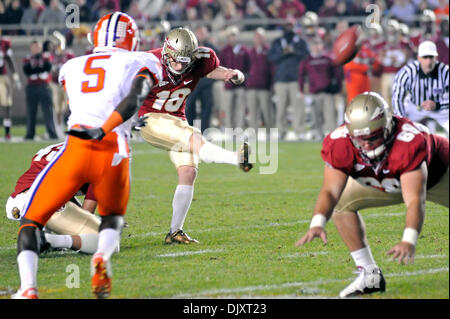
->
[17,250,38,290]
[95,228,120,261]
[170,185,194,233]
[350,247,377,268]
[45,233,73,249]
[79,233,99,254]
[198,141,238,165]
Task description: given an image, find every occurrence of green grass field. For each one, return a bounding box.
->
[0,128,448,299]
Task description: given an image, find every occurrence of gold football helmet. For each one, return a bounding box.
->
[162,27,198,78]
[344,92,394,160]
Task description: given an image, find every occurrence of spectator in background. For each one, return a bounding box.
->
[365,24,384,94]
[318,0,338,17]
[279,0,306,18]
[192,0,219,21]
[411,10,438,48]
[43,37,75,138]
[21,0,45,35]
[377,19,413,106]
[37,0,66,34]
[185,26,218,133]
[268,18,309,139]
[76,0,94,23]
[388,0,417,26]
[434,16,449,65]
[245,27,273,131]
[2,0,24,35]
[162,0,187,21]
[298,37,338,140]
[218,26,250,129]
[0,34,22,140]
[244,0,267,30]
[22,40,58,140]
[97,0,121,17]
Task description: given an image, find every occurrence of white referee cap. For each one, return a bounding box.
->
[418,41,438,57]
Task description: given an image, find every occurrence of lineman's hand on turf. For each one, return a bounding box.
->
[66,125,105,141]
[387,242,415,265]
[295,227,328,247]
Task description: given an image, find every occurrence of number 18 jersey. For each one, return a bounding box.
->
[138,47,219,120]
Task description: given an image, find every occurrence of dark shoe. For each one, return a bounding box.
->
[164,229,199,244]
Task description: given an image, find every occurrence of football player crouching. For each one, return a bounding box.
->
[296,92,448,297]
[6,143,119,255]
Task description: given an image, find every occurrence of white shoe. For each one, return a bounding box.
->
[11,287,39,299]
[339,264,386,298]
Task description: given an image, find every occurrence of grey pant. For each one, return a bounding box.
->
[274,82,304,136]
[25,84,58,139]
[310,92,337,139]
[222,87,246,129]
[246,89,272,129]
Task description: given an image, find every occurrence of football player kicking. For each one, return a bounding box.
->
[138,27,252,245]
[6,142,109,255]
[296,92,448,297]
[13,12,161,299]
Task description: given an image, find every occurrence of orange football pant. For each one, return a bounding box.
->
[23,130,130,226]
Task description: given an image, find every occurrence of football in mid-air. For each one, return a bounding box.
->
[331,25,361,65]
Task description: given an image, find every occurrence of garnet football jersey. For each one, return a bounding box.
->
[138,47,219,120]
[321,116,448,193]
[11,143,64,198]
[0,39,12,75]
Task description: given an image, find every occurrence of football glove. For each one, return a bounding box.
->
[131,115,148,131]
[66,125,105,141]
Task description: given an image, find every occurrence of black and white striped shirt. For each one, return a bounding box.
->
[392,60,449,116]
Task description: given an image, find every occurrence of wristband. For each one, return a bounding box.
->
[101,111,124,135]
[310,214,327,229]
[402,227,418,246]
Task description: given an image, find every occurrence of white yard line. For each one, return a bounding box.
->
[156,249,223,258]
[175,267,449,297]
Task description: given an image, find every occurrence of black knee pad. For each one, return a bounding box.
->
[17,219,43,255]
[99,215,124,232]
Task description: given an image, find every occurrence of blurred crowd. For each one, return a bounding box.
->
[0,0,449,141]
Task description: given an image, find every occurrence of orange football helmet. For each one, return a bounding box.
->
[90,12,140,52]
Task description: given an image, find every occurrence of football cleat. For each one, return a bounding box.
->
[11,287,39,299]
[164,229,199,244]
[339,264,386,298]
[238,142,253,172]
[91,254,112,299]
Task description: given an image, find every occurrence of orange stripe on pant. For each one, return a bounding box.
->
[24,131,130,226]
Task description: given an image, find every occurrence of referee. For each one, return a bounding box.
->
[392,41,449,135]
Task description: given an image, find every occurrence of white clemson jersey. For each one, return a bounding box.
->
[59,50,162,138]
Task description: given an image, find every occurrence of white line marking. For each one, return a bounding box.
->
[156,249,223,258]
[284,251,329,258]
[175,267,449,297]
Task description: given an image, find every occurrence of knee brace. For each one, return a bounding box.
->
[17,219,43,255]
[99,215,124,232]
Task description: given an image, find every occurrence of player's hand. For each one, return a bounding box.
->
[386,242,415,264]
[66,125,105,141]
[421,100,436,111]
[131,115,148,131]
[295,227,328,247]
[229,69,245,85]
[12,73,22,90]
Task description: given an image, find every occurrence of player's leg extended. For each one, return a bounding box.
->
[332,177,403,297]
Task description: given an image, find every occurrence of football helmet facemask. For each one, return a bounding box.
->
[89,12,140,52]
[162,27,198,82]
[345,92,394,161]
